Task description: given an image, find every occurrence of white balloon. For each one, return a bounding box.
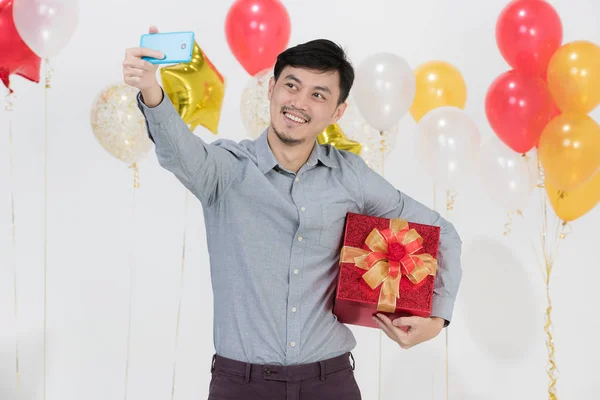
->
[338,95,398,173]
[478,135,538,211]
[416,107,480,189]
[353,52,415,132]
[13,0,79,59]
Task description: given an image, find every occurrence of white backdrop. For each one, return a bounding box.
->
[1,0,599,399]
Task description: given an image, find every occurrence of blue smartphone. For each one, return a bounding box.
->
[139,31,195,64]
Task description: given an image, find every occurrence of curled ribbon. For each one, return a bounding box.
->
[339,218,437,313]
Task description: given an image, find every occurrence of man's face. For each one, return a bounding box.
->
[267,66,347,146]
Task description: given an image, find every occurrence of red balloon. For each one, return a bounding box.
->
[485,70,553,153]
[0,0,41,92]
[496,0,562,77]
[225,0,291,76]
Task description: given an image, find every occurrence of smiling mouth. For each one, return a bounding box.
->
[282,107,310,125]
[284,112,308,124]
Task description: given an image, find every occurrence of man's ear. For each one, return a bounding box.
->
[332,102,347,123]
[268,77,275,100]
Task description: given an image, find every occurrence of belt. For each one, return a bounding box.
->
[210,352,356,383]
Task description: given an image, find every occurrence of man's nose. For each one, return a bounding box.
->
[289,93,309,111]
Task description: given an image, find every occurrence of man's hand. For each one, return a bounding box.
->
[372,314,445,349]
[122,26,165,106]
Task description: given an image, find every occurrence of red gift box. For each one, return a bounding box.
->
[333,212,440,329]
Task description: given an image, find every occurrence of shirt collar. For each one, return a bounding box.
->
[256,129,337,174]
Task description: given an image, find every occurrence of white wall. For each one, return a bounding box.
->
[1,0,599,399]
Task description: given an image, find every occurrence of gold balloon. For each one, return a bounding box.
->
[160,41,225,134]
[546,171,600,222]
[547,40,600,114]
[317,124,362,155]
[410,61,467,122]
[539,113,600,191]
[90,83,153,164]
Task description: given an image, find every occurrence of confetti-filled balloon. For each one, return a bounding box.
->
[240,69,272,138]
[90,83,153,165]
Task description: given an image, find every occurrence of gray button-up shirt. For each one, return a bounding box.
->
[137,91,462,366]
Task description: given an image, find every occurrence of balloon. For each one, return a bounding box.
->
[353,52,415,132]
[338,94,399,173]
[478,135,538,211]
[12,0,79,59]
[0,0,41,92]
[317,124,362,155]
[240,69,273,138]
[416,107,481,189]
[547,40,600,114]
[538,113,600,191]
[90,84,153,165]
[160,42,225,134]
[410,61,467,122]
[546,171,600,222]
[485,70,553,153]
[225,0,291,76]
[495,0,563,77]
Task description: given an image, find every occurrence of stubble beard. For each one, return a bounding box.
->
[272,124,305,146]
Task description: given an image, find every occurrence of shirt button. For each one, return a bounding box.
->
[291,306,297,313]
[300,207,306,212]
[295,177,300,182]
[290,341,296,347]
[297,236,303,242]
[293,269,299,275]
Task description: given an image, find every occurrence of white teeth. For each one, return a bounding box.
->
[284,112,307,123]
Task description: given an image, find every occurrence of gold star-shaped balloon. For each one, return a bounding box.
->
[160,41,225,134]
[317,124,362,155]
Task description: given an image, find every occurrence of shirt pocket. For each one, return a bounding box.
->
[318,202,353,250]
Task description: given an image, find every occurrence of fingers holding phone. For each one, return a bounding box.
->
[122,26,164,91]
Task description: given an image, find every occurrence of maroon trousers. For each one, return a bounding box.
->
[207,352,362,400]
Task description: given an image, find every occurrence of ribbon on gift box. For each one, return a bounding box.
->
[339,218,438,313]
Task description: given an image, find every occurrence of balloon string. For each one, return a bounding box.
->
[377,130,386,400]
[536,161,565,400]
[444,189,453,400]
[129,163,140,188]
[124,171,139,400]
[44,59,54,89]
[503,209,523,236]
[379,130,387,177]
[446,190,457,212]
[559,221,571,240]
[536,159,545,189]
[6,90,20,395]
[445,327,449,400]
[5,90,15,111]
[171,191,190,400]
[43,61,50,400]
[431,183,437,400]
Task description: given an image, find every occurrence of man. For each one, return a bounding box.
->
[122,26,462,400]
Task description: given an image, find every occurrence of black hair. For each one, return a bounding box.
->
[273,39,354,105]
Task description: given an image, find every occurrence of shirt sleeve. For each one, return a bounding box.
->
[354,155,463,326]
[136,89,236,207]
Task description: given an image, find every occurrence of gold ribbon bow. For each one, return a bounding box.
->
[339,218,438,313]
